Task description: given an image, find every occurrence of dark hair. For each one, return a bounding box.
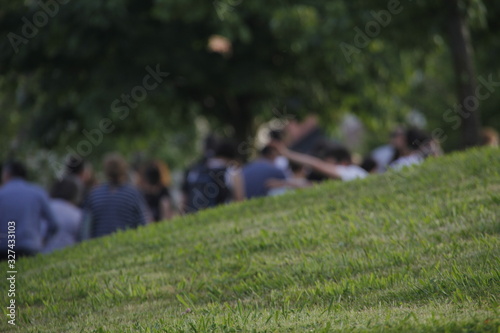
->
[361,156,377,173]
[214,140,237,160]
[3,160,27,179]
[66,155,85,175]
[324,146,352,164]
[51,178,79,203]
[311,139,335,159]
[204,134,218,153]
[289,161,304,173]
[260,145,278,158]
[144,164,161,185]
[269,130,283,141]
[406,128,430,151]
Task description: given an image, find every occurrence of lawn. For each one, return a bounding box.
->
[1,148,499,332]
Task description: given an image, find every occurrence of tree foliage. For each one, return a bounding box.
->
[0,0,499,166]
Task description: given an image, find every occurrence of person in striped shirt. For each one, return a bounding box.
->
[82,153,149,239]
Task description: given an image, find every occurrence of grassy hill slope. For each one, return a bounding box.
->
[1,148,499,332]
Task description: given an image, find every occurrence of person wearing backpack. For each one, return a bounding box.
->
[184,140,244,213]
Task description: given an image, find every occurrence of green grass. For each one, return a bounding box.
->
[1,148,500,332]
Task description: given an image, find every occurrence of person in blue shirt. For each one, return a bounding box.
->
[242,145,287,199]
[0,161,59,259]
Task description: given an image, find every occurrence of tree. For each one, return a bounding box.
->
[0,0,498,168]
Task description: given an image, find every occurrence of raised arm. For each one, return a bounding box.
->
[271,141,341,179]
[160,196,174,220]
[230,169,246,202]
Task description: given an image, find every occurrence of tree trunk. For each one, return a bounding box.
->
[225,95,255,161]
[446,0,481,148]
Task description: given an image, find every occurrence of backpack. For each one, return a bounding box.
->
[185,164,230,213]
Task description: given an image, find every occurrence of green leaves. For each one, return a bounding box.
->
[1,0,500,162]
[270,5,320,50]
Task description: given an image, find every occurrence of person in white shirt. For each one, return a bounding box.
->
[371,126,406,173]
[42,178,83,253]
[271,141,367,181]
[390,128,431,171]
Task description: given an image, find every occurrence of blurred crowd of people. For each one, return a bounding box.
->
[0,122,498,259]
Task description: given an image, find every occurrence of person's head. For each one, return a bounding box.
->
[269,130,283,142]
[311,139,333,159]
[144,163,161,186]
[405,128,430,153]
[103,153,128,186]
[390,126,406,151]
[2,160,27,183]
[214,140,237,161]
[50,178,79,205]
[323,146,352,166]
[289,161,306,177]
[203,134,218,158]
[82,163,94,185]
[361,156,378,174]
[66,154,93,183]
[480,127,499,147]
[260,145,279,162]
[66,155,85,176]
